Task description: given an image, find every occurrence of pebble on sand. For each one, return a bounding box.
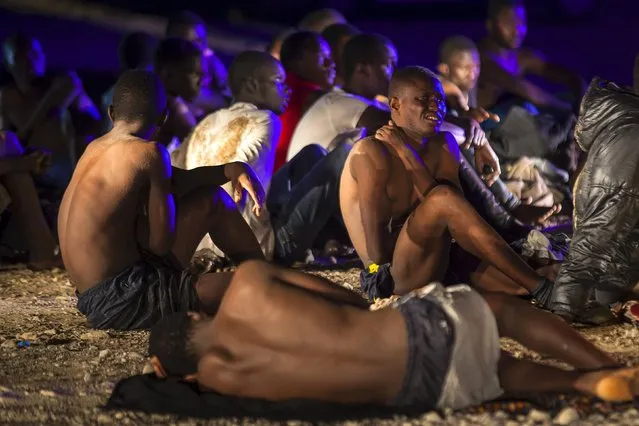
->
[80,331,109,341]
[39,390,56,397]
[528,408,550,422]
[98,349,110,360]
[554,407,580,425]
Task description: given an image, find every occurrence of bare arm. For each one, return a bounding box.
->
[18,73,81,142]
[480,55,572,111]
[273,267,370,308]
[350,140,394,265]
[521,49,586,102]
[146,144,177,256]
[356,105,391,136]
[68,75,102,159]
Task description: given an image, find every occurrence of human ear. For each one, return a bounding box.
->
[436,63,449,77]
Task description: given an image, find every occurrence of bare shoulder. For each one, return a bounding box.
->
[349,136,392,177]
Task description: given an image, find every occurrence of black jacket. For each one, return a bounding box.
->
[550,78,639,317]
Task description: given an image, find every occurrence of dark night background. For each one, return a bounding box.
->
[0,0,636,100]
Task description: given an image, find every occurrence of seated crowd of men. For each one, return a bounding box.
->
[1,0,638,411]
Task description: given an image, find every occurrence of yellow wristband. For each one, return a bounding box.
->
[367,263,380,274]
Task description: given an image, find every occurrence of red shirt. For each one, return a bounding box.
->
[273,72,321,171]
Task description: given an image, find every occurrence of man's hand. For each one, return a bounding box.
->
[460,118,488,150]
[224,162,265,216]
[474,144,501,186]
[375,121,413,152]
[26,148,52,174]
[464,107,500,124]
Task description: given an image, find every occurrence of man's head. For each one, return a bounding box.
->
[279,31,335,89]
[109,69,167,137]
[2,34,46,90]
[437,36,480,94]
[148,312,202,379]
[155,38,204,102]
[487,0,527,50]
[118,32,158,71]
[229,51,289,114]
[388,66,446,137]
[298,8,347,33]
[165,10,208,51]
[342,33,397,99]
[267,28,297,61]
[321,23,361,81]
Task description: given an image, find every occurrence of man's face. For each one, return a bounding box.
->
[370,43,398,98]
[5,38,46,88]
[494,6,528,49]
[394,77,446,137]
[257,61,290,115]
[171,55,205,102]
[298,39,336,89]
[446,49,480,93]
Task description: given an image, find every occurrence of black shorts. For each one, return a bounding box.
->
[359,263,395,300]
[392,292,455,408]
[76,252,200,330]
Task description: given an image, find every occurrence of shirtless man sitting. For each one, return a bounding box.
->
[477,0,585,113]
[1,34,102,190]
[0,131,59,269]
[154,38,205,151]
[340,66,554,302]
[58,70,264,330]
[148,260,639,410]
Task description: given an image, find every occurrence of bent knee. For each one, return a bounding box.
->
[0,131,24,157]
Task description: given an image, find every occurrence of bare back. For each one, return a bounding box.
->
[58,134,157,291]
[340,134,460,266]
[196,266,408,404]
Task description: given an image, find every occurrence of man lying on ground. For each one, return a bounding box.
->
[58,70,264,330]
[0,131,60,269]
[438,35,561,225]
[154,38,204,151]
[172,51,290,259]
[165,10,231,117]
[148,260,639,410]
[1,34,102,190]
[340,66,554,302]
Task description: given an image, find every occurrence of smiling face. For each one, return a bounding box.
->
[492,5,528,49]
[390,76,446,137]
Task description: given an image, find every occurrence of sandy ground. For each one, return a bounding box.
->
[0,266,637,426]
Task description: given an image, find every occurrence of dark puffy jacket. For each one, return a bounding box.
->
[550,78,639,318]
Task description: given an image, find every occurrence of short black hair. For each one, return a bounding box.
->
[488,0,524,21]
[154,37,201,73]
[298,8,347,33]
[439,35,478,64]
[166,10,206,37]
[111,69,167,123]
[389,66,439,99]
[321,23,360,56]
[279,31,323,71]
[148,313,198,378]
[118,32,158,70]
[228,50,279,96]
[342,33,393,80]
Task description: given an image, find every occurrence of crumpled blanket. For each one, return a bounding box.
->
[510,230,571,263]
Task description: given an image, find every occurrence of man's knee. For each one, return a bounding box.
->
[0,131,24,157]
[298,144,328,161]
[189,186,236,216]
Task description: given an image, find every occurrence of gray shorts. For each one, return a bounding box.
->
[392,283,503,410]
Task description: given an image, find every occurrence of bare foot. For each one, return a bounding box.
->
[574,366,639,402]
[512,203,562,226]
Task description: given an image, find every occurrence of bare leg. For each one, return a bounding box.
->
[482,292,616,369]
[392,185,542,294]
[499,353,639,402]
[170,186,264,268]
[194,271,235,314]
[1,173,59,267]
